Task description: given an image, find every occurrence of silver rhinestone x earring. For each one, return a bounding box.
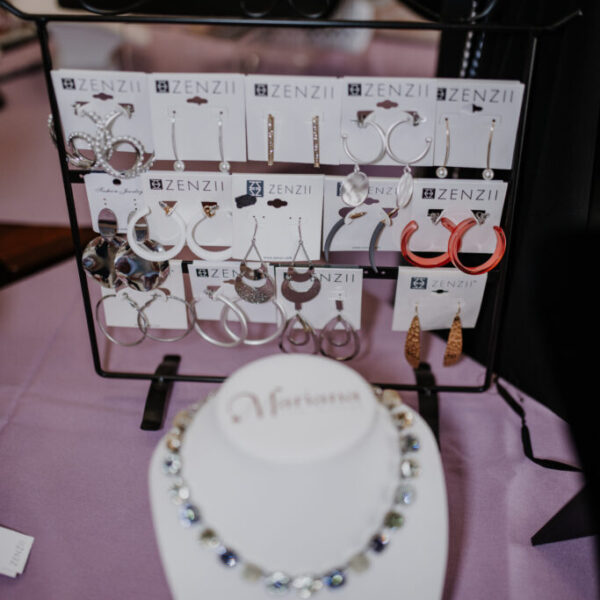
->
[482,118,496,180]
[318,299,360,361]
[436,117,450,178]
[171,109,185,172]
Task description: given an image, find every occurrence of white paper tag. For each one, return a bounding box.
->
[148,73,246,163]
[340,77,436,166]
[274,266,363,329]
[188,261,277,324]
[392,267,487,331]
[409,178,507,253]
[84,173,144,233]
[434,79,524,169]
[101,261,188,329]
[140,171,232,247]
[51,69,153,152]
[323,175,413,252]
[231,174,324,261]
[245,75,342,165]
[0,526,34,578]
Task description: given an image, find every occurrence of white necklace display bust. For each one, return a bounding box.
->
[149,354,448,599]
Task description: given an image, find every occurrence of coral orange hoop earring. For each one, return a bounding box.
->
[400,217,458,268]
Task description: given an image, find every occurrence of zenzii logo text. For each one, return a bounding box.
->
[60,77,142,93]
[149,178,226,192]
[154,79,237,94]
[424,187,501,201]
[437,86,516,104]
[347,81,429,98]
[254,83,336,99]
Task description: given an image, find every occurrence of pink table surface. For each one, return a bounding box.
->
[0,259,597,599]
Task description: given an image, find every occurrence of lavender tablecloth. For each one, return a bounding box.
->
[0,259,597,599]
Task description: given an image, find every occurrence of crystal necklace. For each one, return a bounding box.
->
[162,387,420,598]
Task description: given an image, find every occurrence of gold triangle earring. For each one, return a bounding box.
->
[405,305,421,368]
[443,304,463,366]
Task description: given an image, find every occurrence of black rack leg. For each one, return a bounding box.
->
[414,362,440,447]
[531,485,598,545]
[140,355,181,431]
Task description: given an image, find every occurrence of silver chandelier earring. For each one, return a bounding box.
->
[318,299,360,361]
[482,118,496,180]
[436,117,450,178]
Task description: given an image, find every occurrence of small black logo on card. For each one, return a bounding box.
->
[254,84,268,97]
[422,188,436,199]
[410,277,428,290]
[61,78,76,90]
[155,80,170,93]
[149,179,163,190]
[437,87,447,100]
[247,180,264,197]
[347,83,362,96]
[196,268,210,277]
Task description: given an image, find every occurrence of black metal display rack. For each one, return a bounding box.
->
[0,0,582,396]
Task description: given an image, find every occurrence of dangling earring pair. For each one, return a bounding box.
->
[405,305,463,368]
[266,114,321,168]
[436,117,496,180]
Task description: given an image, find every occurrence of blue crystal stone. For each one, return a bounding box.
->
[324,570,346,589]
[370,532,390,553]
[265,571,291,594]
[219,549,239,568]
[395,484,416,506]
[179,503,200,527]
[163,454,181,476]
[400,434,420,453]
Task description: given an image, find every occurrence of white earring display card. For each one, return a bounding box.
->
[84,173,144,234]
[340,77,436,167]
[51,69,153,152]
[275,266,363,330]
[434,79,524,170]
[101,261,188,329]
[188,261,278,324]
[409,179,507,253]
[140,171,232,247]
[323,176,412,252]
[148,73,246,163]
[245,75,342,165]
[232,174,324,261]
[392,267,487,331]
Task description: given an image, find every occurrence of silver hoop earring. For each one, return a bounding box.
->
[185,203,233,261]
[436,117,450,178]
[136,292,196,342]
[192,288,249,348]
[340,111,387,207]
[95,292,148,346]
[219,298,287,346]
[234,218,276,304]
[171,109,185,172]
[482,118,496,180]
[126,202,186,262]
[318,299,360,361]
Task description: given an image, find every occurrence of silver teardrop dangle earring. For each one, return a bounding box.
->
[312,115,320,168]
[234,217,276,304]
[318,299,360,361]
[217,110,231,174]
[281,218,321,303]
[267,113,275,166]
[482,118,496,180]
[171,109,185,172]
[436,117,450,178]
